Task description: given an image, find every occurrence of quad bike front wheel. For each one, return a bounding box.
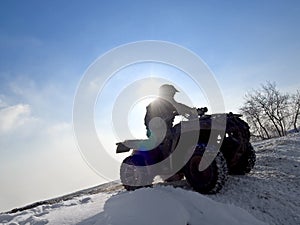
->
[184,148,228,194]
[120,155,153,191]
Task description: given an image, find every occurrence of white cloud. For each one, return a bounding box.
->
[0,104,39,133]
[0,105,104,212]
[0,97,8,108]
[0,118,104,212]
[2,75,73,123]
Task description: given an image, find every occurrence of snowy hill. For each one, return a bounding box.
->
[1,133,299,225]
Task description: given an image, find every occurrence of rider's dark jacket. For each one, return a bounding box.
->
[144,97,197,138]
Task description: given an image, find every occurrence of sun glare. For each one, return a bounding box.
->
[128,96,156,139]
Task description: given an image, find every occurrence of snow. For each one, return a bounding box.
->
[1,133,299,225]
[79,187,266,225]
[210,133,300,225]
[0,193,112,225]
[0,188,266,225]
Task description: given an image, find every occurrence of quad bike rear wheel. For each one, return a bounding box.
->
[184,146,228,194]
[229,143,256,175]
[222,115,255,174]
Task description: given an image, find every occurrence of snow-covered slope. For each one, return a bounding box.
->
[1,133,299,225]
[210,133,300,225]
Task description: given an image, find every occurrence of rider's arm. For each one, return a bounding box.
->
[173,101,198,118]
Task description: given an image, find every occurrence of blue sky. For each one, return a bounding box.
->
[0,0,300,211]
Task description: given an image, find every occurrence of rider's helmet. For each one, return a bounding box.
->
[159,84,179,97]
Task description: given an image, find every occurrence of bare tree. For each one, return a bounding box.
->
[240,97,270,139]
[240,81,290,139]
[290,90,300,132]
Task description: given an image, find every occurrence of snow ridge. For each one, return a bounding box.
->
[1,133,299,225]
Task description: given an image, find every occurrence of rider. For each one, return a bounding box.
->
[144,84,197,157]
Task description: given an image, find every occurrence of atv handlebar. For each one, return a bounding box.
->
[197,107,208,116]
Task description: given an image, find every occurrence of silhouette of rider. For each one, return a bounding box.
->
[144,84,197,157]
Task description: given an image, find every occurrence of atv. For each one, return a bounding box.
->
[116,107,255,194]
